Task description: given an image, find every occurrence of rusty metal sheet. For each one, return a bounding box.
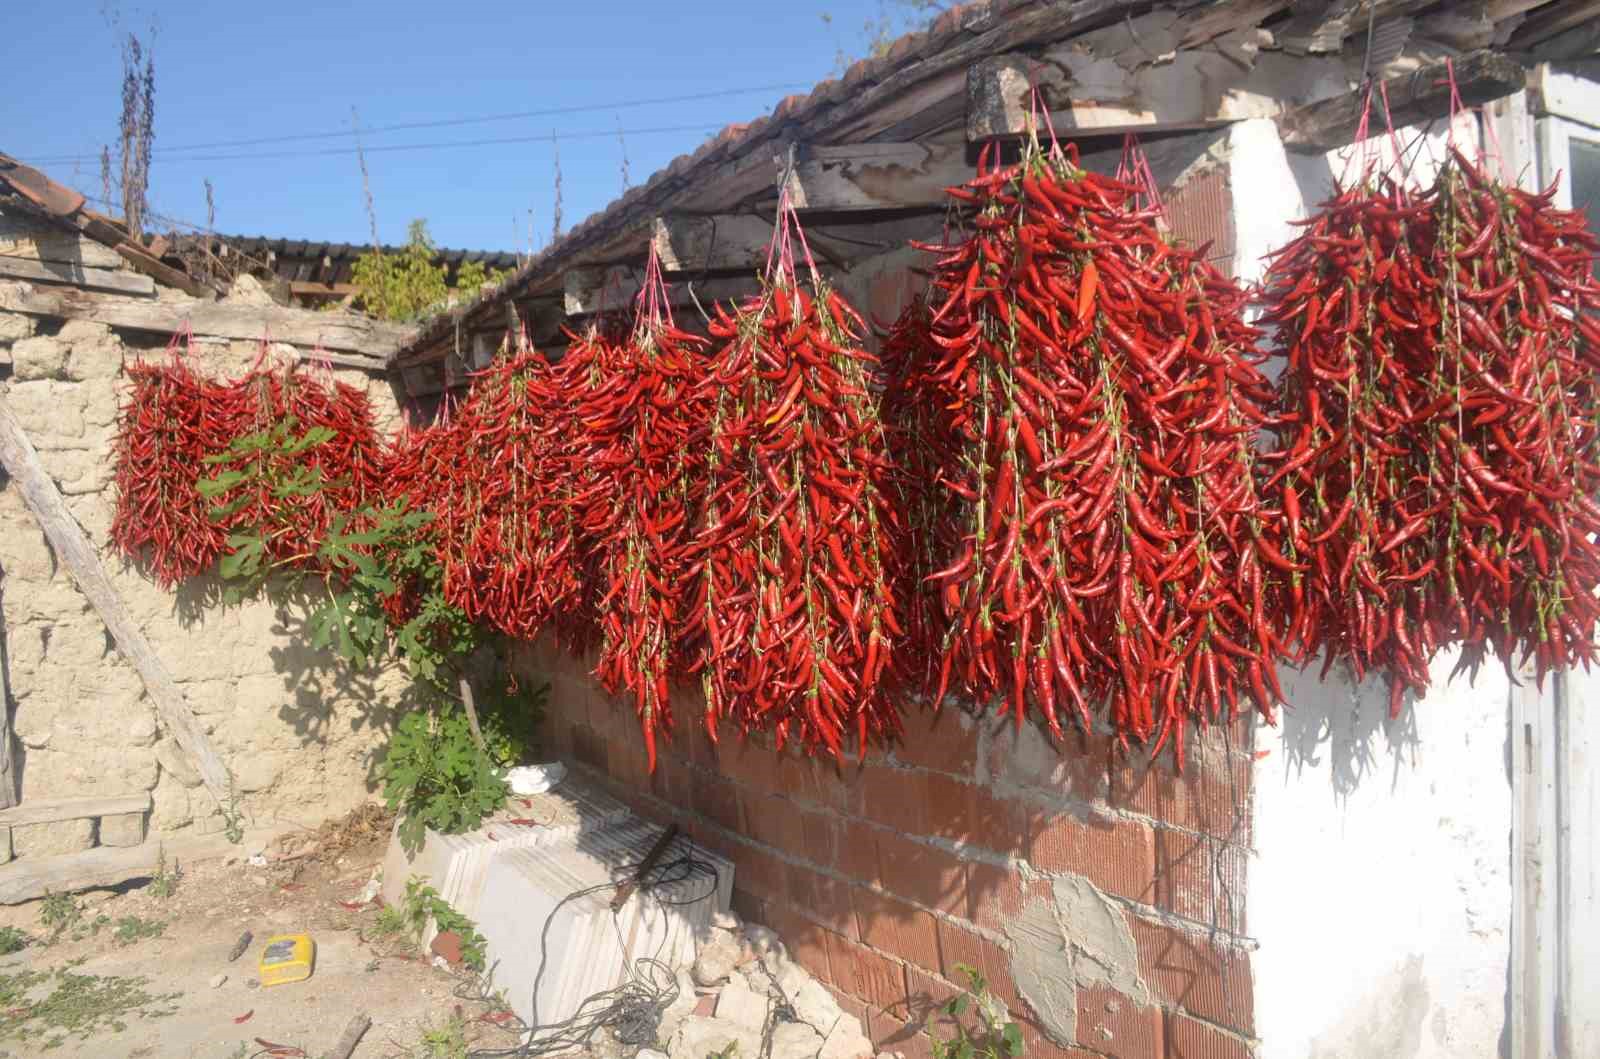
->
[1164,165,1236,278]
[0,152,86,219]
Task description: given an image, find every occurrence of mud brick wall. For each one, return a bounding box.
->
[0,297,411,857]
[513,637,1257,1059]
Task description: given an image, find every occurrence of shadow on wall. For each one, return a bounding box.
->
[1274,658,1422,799]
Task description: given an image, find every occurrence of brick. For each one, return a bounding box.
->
[571,723,604,770]
[1014,1018,1105,1059]
[781,754,862,813]
[649,754,690,808]
[1028,807,1158,906]
[874,831,967,916]
[800,810,839,869]
[1167,1011,1255,1059]
[903,965,961,1027]
[826,932,908,1014]
[1075,983,1162,1057]
[933,919,1021,1014]
[924,772,977,845]
[710,734,777,795]
[728,839,788,902]
[860,765,929,834]
[1108,735,1252,841]
[731,888,766,927]
[891,707,979,776]
[838,819,881,886]
[870,1011,937,1059]
[855,888,942,970]
[1154,829,1249,934]
[969,783,1032,858]
[766,902,835,985]
[966,862,1051,933]
[787,864,860,939]
[1131,916,1254,1035]
[744,792,805,853]
[691,771,743,834]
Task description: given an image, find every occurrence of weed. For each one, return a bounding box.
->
[0,927,25,955]
[706,1044,739,1059]
[412,1011,469,1059]
[930,963,1024,1059]
[149,850,180,899]
[401,877,487,971]
[111,916,166,946]
[0,964,181,1045]
[38,892,81,943]
[220,779,245,845]
[369,905,408,939]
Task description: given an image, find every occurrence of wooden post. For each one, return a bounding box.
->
[458,675,486,754]
[0,394,232,809]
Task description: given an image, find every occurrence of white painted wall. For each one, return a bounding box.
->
[1227,118,1514,1059]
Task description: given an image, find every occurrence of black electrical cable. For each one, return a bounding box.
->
[458,837,723,1058]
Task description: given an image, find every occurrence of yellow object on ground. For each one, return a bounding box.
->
[258,933,316,987]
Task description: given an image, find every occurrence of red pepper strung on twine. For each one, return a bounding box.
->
[918,112,1281,764]
[583,244,714,769]
[687,187,902,758]
[1263,67,1600,713]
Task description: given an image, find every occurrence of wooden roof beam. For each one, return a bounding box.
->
[1278,49,1526,152]
[563,265,758,318]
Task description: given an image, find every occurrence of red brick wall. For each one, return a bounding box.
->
[516,638,1257,1059]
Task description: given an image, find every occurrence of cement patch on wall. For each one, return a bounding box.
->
[1005,874,1152,1047]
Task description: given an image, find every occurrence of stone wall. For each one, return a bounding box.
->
[0,300,412,858]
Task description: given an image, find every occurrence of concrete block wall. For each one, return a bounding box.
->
[513,637,1257,1059]
[0,298,410,852]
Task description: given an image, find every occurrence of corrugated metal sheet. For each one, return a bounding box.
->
[1164,165,1235,278]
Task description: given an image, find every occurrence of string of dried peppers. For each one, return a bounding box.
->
[918,132,1282,759]
[686,201,902,756]
[1263,86,1600,712]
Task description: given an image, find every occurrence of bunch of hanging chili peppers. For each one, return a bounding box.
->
[580,250,713,766]
[1263,102,1600,713]
[917,132,1281,760]
[685,202,902,756]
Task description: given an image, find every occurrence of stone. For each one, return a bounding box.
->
[0,827,10,864]
[151,777,194,830]
[818,1023,875,1059]
[792,977,847,1034]
[654,969,700,1046]
[772,1022,827,1059]
[57,320,113,345]
[667,1016,761,1059]
[637,1052,668,1059]
[0,311,34,344]
[10,335,68,380]
[7,380,86,448]
[692,930,743,986]
[12,818,95,857]
[98,812,146,847]
[712,909,741,932]
[209,973,227,989]
[228,274,277,306]
[715,973,770,1034]
[63,332,125,382]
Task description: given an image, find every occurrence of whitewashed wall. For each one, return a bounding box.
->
[1227,117,1516,1058]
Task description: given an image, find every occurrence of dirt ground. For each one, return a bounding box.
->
[0,807,528,1059]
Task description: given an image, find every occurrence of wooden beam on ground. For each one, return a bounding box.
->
[0,254,156,297]
[0,282,412,362]
[1278,50,1527,152]
[783,141,970,211]
[0,828,276,903]
[288,281,357,298]
[563,266,758,318]
[0,396,232,812]
[0,794,150,828]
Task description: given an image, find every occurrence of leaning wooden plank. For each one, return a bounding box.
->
[0,395,232,811]
[0,254,156,296]
[111,242,213,299]
[1278,50,1526,152]
[0,281,412,361]
[0,794,151,828]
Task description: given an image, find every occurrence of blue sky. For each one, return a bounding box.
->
[3,2,925,252]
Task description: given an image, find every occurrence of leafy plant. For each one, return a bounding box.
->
[931,963,1024,1059]
[149,850,179,899]
[368,905,408,940]
[39,892,81,944]
[411,1010,470,1059]
[400,877,488,972]
[382,711,509,855]
[350,220,509,323]
[0,927,26,955]
[0,964,181,1045]
[110,916,165,946]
